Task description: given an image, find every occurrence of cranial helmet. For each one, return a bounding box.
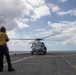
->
[0,26,6,32]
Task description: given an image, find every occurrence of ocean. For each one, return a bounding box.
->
[9,51,76,55]
[9,51,30,55]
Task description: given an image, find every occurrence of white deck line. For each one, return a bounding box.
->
[4,56,34,66]
[61,56,76,70]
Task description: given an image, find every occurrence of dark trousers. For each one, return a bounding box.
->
[0,45,12,70]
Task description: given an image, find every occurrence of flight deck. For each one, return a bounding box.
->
[1,53,76,75]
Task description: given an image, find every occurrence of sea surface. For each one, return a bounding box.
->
[9,51,30,55]
[9,51,76,55]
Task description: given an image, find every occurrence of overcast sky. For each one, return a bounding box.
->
[0,0,76,51]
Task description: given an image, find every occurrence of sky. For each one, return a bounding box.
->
[0,0,76,51]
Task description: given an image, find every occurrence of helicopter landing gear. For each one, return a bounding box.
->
[31,51,34,55]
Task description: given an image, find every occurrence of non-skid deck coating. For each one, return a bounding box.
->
[1,53,76,75]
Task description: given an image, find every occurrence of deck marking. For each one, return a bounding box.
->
[61,56,76,70]
[4,56,34,66]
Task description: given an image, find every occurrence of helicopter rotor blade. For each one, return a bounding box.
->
[10,38,35,40]
[10,38,43,41]
[10,32,68,41]
[42,32,65,39]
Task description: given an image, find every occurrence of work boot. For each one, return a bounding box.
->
[8,68,15,72]
[0,70,3,72]
[0,69,3,72]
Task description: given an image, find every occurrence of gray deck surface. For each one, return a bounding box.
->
[1,53,76,75]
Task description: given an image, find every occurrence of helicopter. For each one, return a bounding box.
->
[10,32,66,55]
[30,38,47,55]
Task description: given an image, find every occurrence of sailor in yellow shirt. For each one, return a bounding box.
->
[0,26,15,72]
[0,30,9,46]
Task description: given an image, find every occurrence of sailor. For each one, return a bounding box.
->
[41,42,47,54]
[0,26,15,72]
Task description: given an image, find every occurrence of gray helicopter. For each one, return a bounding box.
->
[31,38,47,55]
[10,32,65,55]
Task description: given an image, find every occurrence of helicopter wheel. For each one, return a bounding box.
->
[31,51,34,55]
[43,51,47,54]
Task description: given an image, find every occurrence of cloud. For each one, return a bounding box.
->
[48,3,60,12]
[48,3,76,17]
[59,0,68,2]
[0,0,76,51]
[7,29,33,47]
[48,3,76,16]
[26,0,45,6]
[35,28,46,32]
[0,0,75,31]
[0,0,33,30]
[48,21,76,30]
[57,8,76,16]
[7,29,21,46]
[31,5,50,20]
[29,2,60,20]
[63,35,76,45]
[15,19,29,28]
[48,21,76,45]
[0,0,50,28]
